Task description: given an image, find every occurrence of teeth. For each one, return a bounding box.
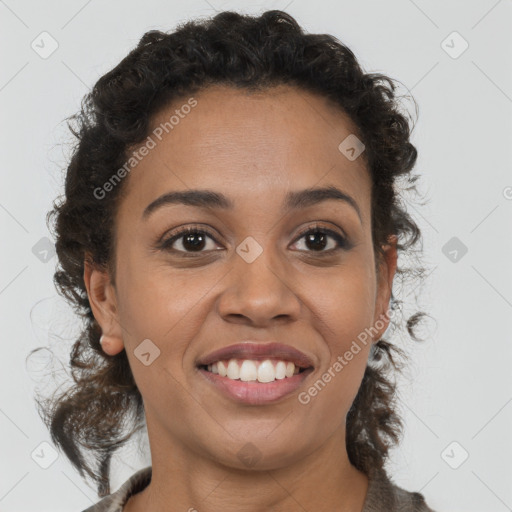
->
[240,360,258,381]
[217,361,227,377]
[257,360,274,383]
[275,361,287,379]
[204,358,304,383]
[227,359,240,380]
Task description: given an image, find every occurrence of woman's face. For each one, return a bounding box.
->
[88,84,397,470]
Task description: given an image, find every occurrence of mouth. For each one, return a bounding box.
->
[197,358,311,383]
[195,342,315,404]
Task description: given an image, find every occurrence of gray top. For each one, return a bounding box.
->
[82,465,436,511]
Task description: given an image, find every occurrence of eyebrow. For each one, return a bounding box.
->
[142,185,362,223]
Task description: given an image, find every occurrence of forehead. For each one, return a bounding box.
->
[119,84,371,222]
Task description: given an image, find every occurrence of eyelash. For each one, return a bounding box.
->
[158,223,349,256]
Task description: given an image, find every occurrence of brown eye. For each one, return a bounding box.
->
[291,226,348,253]
[160,227,220,253]
[158,224,349,256]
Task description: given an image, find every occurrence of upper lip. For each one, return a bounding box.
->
[196,342,315,369]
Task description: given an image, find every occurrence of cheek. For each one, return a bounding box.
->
[116,255,209,330]
[115,260,222,370]
[302,260,376,402]
[309,260,377,351]
[299,272,375,431]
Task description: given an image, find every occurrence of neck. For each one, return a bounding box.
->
[124,420,368,512]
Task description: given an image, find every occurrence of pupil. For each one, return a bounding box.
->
[184,233,205,251]
[306,232,326,251]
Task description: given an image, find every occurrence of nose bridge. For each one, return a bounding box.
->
[235,235,287,295]
[217,237,300,323]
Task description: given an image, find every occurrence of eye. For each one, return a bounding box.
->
[159,226,221,254]
[291,224,348,254]
[158,223,349,256]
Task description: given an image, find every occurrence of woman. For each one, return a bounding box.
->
[39,9,435,512]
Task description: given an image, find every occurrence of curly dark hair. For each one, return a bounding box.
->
[31,9,429,497]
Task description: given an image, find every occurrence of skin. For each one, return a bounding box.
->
[84,84,397,512]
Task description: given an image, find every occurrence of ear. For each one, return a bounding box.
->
[372,235,398,341]
[83,254,124,356]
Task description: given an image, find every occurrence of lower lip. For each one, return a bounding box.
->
[197,367,314,405]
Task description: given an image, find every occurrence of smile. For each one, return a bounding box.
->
[197,358,314,405]
[202,358,309,382]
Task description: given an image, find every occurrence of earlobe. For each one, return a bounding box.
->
[83,255,125,356]
[99,333,124,356]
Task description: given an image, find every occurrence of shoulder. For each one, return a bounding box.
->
[81,466,152,512]
[362,467,437,512]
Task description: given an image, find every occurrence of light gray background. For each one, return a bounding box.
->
[1,0,511,511]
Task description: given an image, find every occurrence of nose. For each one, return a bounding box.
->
[216,247,301,327]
